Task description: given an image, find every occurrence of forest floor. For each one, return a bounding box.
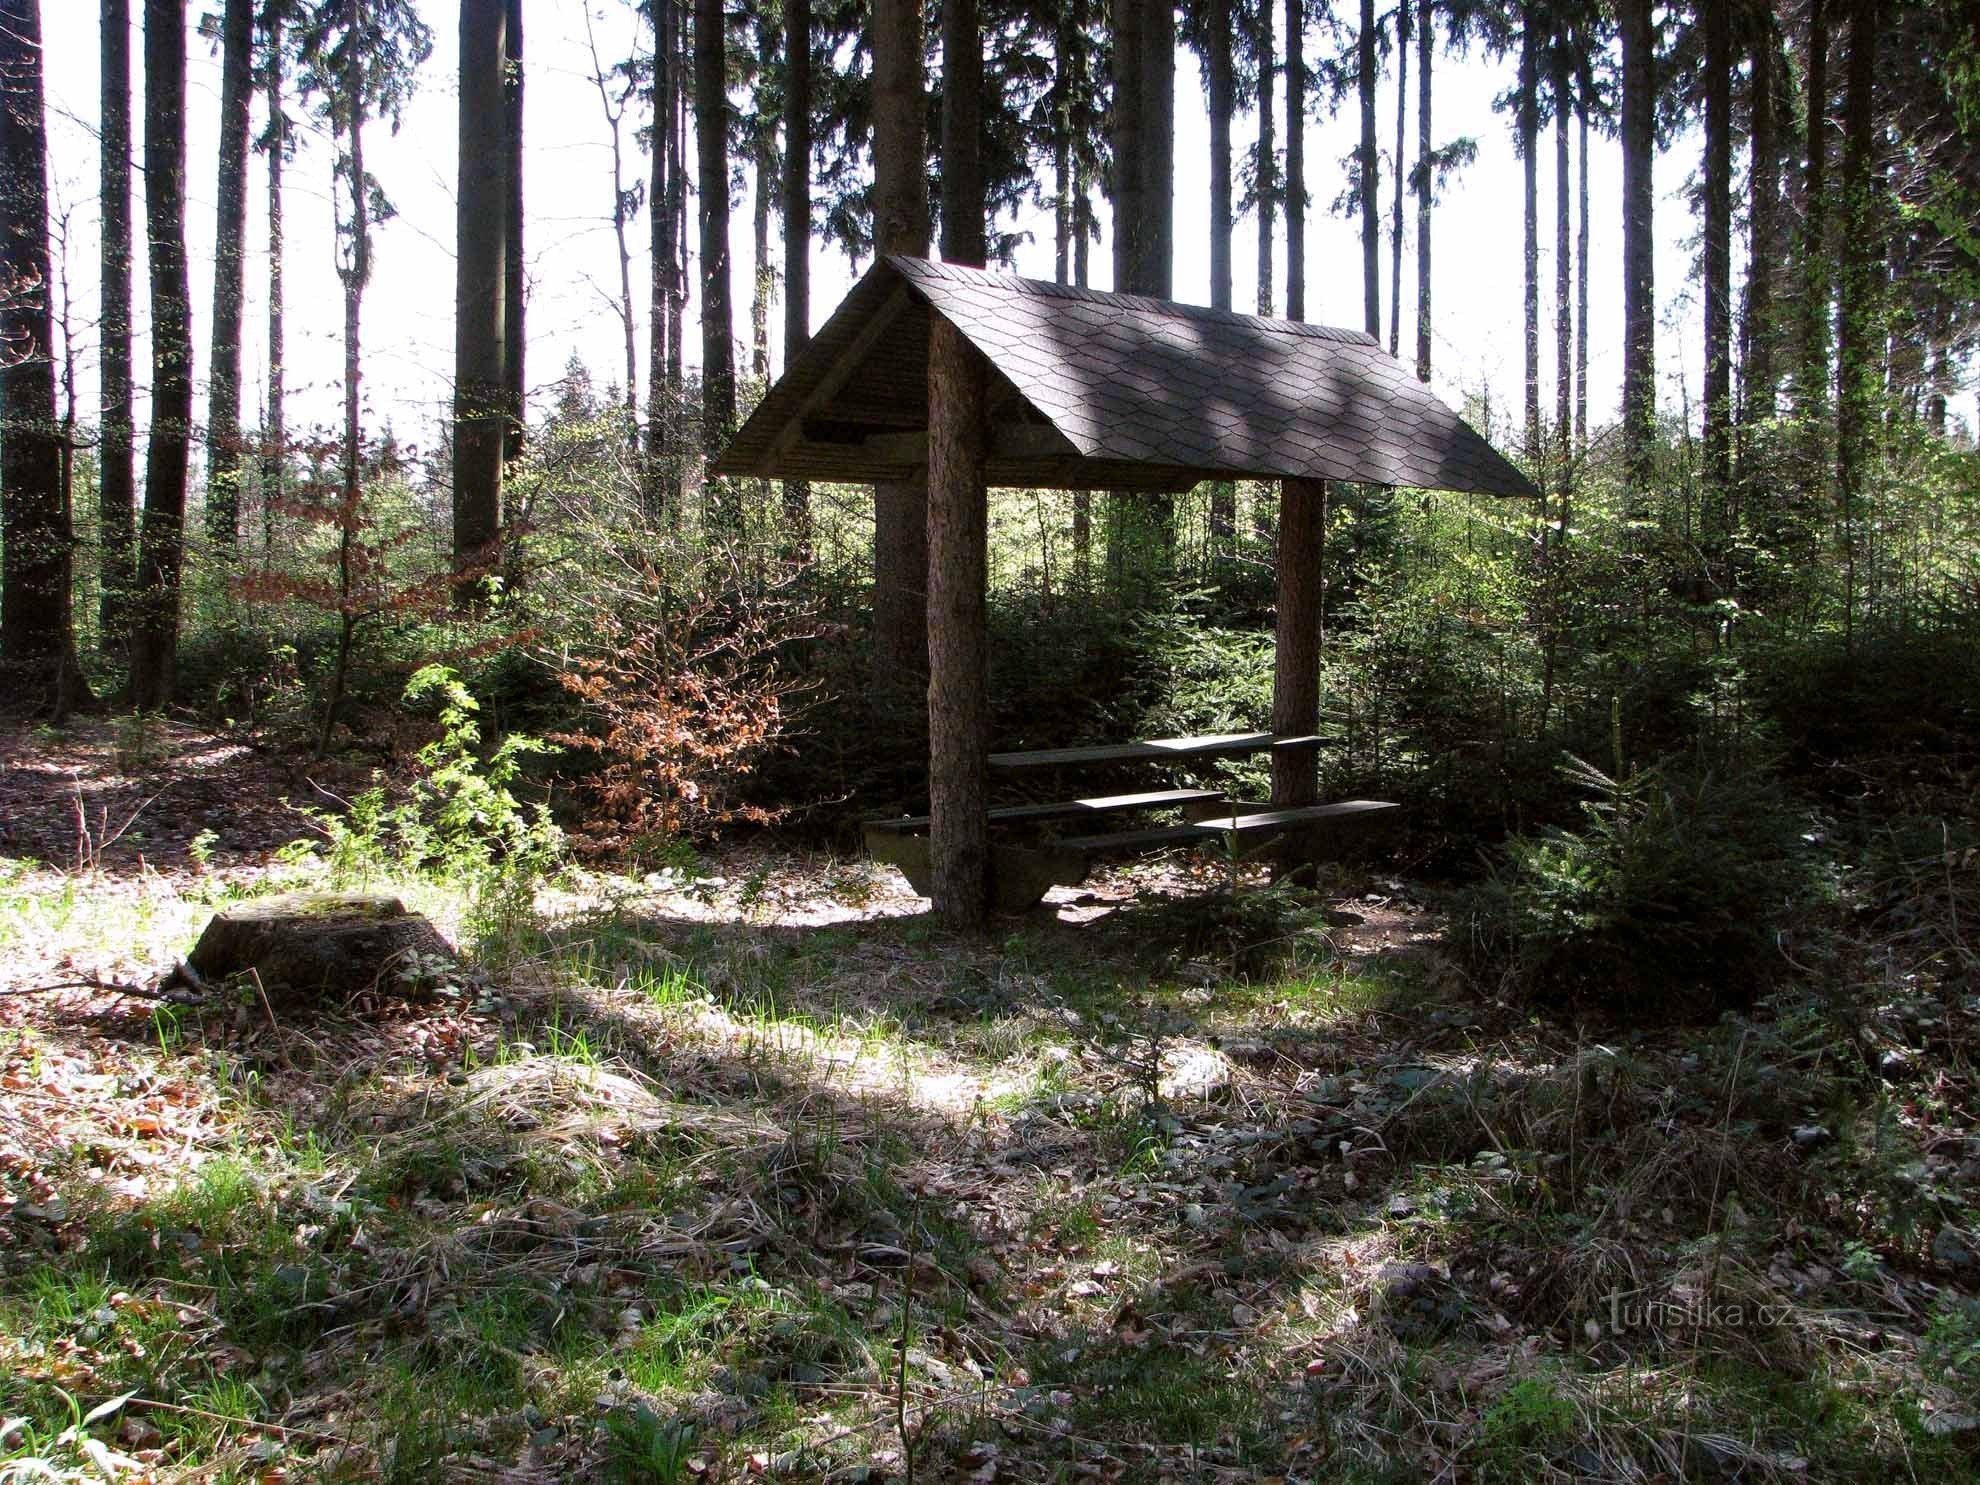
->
[2,719,1978,1483]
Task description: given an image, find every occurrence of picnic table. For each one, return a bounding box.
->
[864,732,1396,910]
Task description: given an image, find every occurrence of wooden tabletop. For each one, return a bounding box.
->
[988,732,1323,770]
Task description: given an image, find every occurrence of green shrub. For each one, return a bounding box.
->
[289,666,564,953]
[1457,749,1832,1011]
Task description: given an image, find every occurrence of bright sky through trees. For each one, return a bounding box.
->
[30,2,1970,466]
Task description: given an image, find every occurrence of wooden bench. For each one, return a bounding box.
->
[863,786,1226,836]
[863,733,1394,911]
[988,732,1324,770]
[1057,800,1400,854]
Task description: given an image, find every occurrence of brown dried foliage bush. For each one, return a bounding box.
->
[550,551,824,853]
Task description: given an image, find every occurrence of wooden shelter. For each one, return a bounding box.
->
[714,255,1537,924]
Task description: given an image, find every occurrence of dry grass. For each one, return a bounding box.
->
[2,800,1978,1480]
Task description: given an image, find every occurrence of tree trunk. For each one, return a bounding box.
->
[583,0,637,442]
[928,0,991,927]
[1271,477,1326,808]
[925,314,990,929]
[782,0,810,540]
[1795,0,1829,417]
[1112,0,1143,292]
[1207,1,1232,312]
[501,0,524,462]
[871,0,929,684]
[1834,0,1879,647]
[668,24,685,400]
[0,0,82,709]
[1702,0,1732,526]
[454,0,507,597]
[1141,0,1173,297]
[1619,0,1656,498]
[1053,6,1071,283]
[98,0,135,648]
[1255,0,1273,315]
[1072,118,1091,584]
[940,0,984,266]
[1283,0,1304,319]
[1388,0,1406,354]
[1118,0,1174,570]
[1518,9,1538,463]
[1207,0,1235,546]
[644,0,673,517]
[1575,96,1587,447]
[1926,345,1949,436]
[261,0,285,554]
[750,12,773,384]
[1553,48,1570,488]
[1739,10,1778,431]
[1358,0,1377,336]
[130,0,191,710]
[1413,0,1430,382]
[204,0,251,548]
[695,0,737,535]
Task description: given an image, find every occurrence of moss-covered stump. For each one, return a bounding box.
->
[187,892,459,1006]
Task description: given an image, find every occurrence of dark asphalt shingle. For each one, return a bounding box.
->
[713,255,1539,498]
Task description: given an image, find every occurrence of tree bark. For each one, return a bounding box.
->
[940,0,984,266]
[644,0,673,518]
[1552,47,1570,487]
[98,0,135,647]
[781,0,810,539]
[1926,345,1949,436]
[1739,9,1778,430]
[1207,0,1232,312]
[871,0,929,684]
[261,0,285,554]
[1414,0,1430,382]
[695,0,736,534]
[583,0,637,439]
[1207,0,1235,545]
[1054,6,1072,283]
[1702,0,1733,524]
[925,315,990,929]
[501,0,524,462]
[668,23,684,398]
[1284,0,1304,319]
[130,0,191,710]
[1834,0,1879,646]
[1518,8,1538,462]
[0,0,82,709]
[1255,0,1274,315]
[1112,0,1143,292]
[1575,96,1587,447]
[750,12,773,384]
[1795,0,1829,416]
[205,0,252,548]
[1271,477,1326,808]
[1358,0,1377,335]
[1140,0,1173,297]
[1619,0,1656,498]
[1388,0,1406,354]
[454,0,507,597]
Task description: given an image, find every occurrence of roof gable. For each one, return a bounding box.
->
[713,256,1538,498]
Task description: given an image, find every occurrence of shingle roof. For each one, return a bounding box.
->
[712,255,1538,498]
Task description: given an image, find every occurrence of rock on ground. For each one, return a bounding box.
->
[187,892,459,1007]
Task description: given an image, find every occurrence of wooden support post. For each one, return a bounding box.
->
[1271,477,1327,809]
[926,312,991,929]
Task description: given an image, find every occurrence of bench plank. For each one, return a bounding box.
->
[865,787,1226,836]
[1200,801,1400,829]
[1057,800,1399,854]
[990,733,1274,769]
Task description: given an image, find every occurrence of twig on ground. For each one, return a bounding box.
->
[0,975,202,1004]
